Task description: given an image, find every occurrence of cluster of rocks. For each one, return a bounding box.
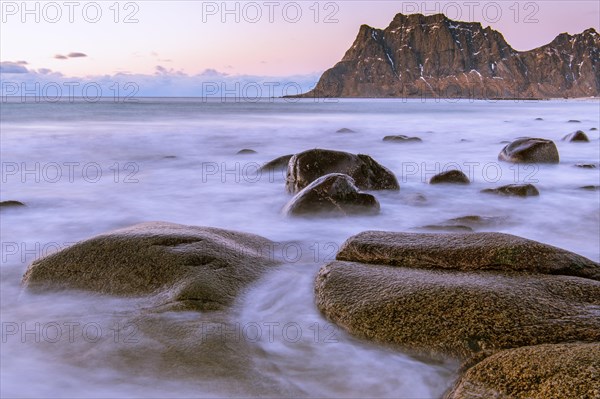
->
[255,131,597,218]
[315,231,600,398]
[21,222,600,398]
[282,148,398,217]
[14,126,598,396]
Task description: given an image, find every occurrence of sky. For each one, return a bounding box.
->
[1,0,599,97]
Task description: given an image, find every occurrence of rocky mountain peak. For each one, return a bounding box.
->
[300,13,599,98]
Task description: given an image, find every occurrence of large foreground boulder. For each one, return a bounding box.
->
[335,231,599,279]
[315,232,600,358]
[22,222,280,311]
[283,173,379,217]
[285,149,399,194]
[446,343,600,399]
[498,138,559,164]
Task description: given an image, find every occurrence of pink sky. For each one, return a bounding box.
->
[1,1,599,78]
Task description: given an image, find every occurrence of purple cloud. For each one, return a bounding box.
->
[68,52,87,58]
[54,54,68,60]
[0,62,29,74]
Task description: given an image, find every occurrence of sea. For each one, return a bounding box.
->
[1,98,599,398]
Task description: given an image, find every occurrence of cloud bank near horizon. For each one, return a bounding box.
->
[0,62,321,99]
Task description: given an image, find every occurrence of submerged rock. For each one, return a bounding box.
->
[237,149,257,155]
[581,185,600,191]
[285,149,399,194]
[447,343,600,399]
[382,135,422,143]
[574,163,597,169]
[283,173,379,217]
[336,128,356,133]
[498,138,559,164]
[429,170,470,185]
[419,215,508,233]
[260,154,293,171]
[315,231,600,358]
[403,193,427,206]
[481,183,540,197]
[22,222,280,311]
[418,225,473,232]
[0,200,25,207]
[567,120,581,123]
[562,130,590,142]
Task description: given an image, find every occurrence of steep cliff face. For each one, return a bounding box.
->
[301,13,599,98]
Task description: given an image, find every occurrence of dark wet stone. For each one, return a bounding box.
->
[404,193,427,206]
[567,120,581,123]
[286,149,399,194]
[336,128,356,133]
[580,185,600,191]
[0,200,25,207]
[562,130,590,142]
[429,170,470,185]
[418,225,473,232]
[481,184,540,197]
[237,149,257,155]
[498,138,559,164]
[382,135,422,143]
[445,215,508,229]
[534,118,543,121]
[283,173,380,217]
[574,163,597,169]
[260,154,293,171]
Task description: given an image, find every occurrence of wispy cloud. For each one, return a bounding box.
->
[54,52,87,60]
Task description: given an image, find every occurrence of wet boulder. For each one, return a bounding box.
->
[285,149,399,194]
[498,138,559,164]
[562,130,590,142]
[22,222,280,311]
[315,231,600,358]
[429,170,470,185]
[283,173,379,217]
[382,135,422,143]
[237,149,257,155]
[481,183,540,197]
[0,200,25,207]
[260,154,293,171]
[447,343,600,399]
